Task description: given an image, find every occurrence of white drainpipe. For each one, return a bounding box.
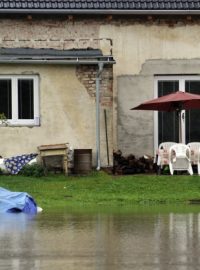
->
[96,62,104,170]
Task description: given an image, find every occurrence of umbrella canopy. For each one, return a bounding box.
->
[131,91,200,143]
[131,91,200,112]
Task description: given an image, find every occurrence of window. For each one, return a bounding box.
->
[154,76,200,150]
[0,75,39,126]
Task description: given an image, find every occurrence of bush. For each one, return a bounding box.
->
[19,163,45,177]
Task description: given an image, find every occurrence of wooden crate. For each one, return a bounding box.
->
[38,144,68,175]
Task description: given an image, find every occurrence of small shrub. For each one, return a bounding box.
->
[162,165,170,175]
[0,112,8,126]
[19,163,45,177]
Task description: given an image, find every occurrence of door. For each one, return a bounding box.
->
[185,80,200,143]
[154,76,200,150]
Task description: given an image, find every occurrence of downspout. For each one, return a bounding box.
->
[96,62,104,170]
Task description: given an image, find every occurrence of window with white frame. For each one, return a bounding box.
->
[0,75,39,126]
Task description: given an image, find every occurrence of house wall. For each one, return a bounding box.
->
[0,64,113,167]
[0,18,113,166]
[0,16,200,162]
[99,19,200,157]
[106,22,200,156]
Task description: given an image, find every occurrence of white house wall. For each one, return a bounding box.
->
[0,64,106,165]
[1,17,200,161]
[0,18,113,166]
[99,22,200,157]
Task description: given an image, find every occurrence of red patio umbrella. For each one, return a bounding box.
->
[131,91,200,143]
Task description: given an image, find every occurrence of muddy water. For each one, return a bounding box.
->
[1,205,200,270]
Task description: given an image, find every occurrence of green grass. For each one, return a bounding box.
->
[1,170,200,209]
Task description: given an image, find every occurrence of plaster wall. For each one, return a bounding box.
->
[99,22,200,157]
[0,18,113,166]
[1,17,200,160]
[0,64,111,166]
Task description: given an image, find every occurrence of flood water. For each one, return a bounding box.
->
[1,205,200,270]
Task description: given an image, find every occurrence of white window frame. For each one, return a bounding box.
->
[0,75,39,126]
[154,75,200,152]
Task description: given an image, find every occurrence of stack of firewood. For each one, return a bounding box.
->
[113,150,155,175]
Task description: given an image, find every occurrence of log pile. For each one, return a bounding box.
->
[113,150,155,175]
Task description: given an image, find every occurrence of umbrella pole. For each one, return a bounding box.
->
[178,110,182,143]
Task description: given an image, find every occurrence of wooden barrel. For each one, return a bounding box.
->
[74,149,92,174]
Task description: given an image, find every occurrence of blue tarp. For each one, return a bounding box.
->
[0,187,37,214]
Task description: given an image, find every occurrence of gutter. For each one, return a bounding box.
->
[0,9,199,15]
[0,58,115,65]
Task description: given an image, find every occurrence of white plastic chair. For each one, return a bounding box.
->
[187,142,200,175]
[157,142,176,174]
[169,144,193,175]
[198,148,200,176]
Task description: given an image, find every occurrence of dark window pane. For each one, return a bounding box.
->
[18,79,34,119]
[0,80,12,119]
[185,81,200,143]
[158,81,179,145]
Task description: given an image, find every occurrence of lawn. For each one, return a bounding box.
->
[1,170,200,209]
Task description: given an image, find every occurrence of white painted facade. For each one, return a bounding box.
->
[0,17,200,163]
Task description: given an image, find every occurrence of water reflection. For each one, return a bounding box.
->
[1,206,200,269]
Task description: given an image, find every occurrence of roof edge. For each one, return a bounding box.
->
[0,48,115,65]
[0,9,200,15]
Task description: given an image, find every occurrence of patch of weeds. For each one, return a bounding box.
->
[162,165,170,175]
[19,163,45,177]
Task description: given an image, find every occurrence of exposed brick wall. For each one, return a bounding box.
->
[0,15,199,54]
[76,65,113,107]
[0,18,112,55]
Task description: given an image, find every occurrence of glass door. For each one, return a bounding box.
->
[154,76,200,151]
[185,80,200,143]
[157,80,179,145]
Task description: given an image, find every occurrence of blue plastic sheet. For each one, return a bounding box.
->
[0,187,37,214]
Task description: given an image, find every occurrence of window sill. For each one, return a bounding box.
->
[0,118,40,127]
[0,123,40,127]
